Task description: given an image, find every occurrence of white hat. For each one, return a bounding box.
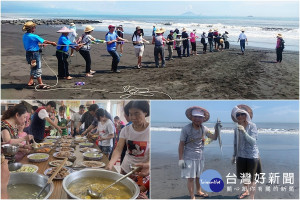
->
[192,109,205,117]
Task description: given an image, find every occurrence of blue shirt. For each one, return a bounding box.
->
[105,31,118,51]
[56,35,72,52]
[23,33,45,51]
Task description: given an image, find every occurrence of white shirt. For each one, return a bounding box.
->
[38,109,49,120]
[132,34,144,49]
[119,124,150,173]
[97,120,114,147]
[71,112,83,129]
[239,33,247,40]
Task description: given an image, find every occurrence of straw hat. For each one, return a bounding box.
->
[136,26,142,31]
[22,21,37,31]
[155,28,166,34]
[85,25,95,32]
[241,28,245,32]
[69,23,75,26]
[231,104,253,123]
[182,27,187,32]
[214,28,218,31]
[185,106,210,122]
[209,29,212,32]
[57,26,72,33]
[277,33,282,38]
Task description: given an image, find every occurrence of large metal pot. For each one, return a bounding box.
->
[2,144,19,156]
[8,172,54,199]
[62,169,140,199]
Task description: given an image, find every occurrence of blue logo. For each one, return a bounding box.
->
[200,169,224,192]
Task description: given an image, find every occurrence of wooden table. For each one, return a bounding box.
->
[19,139,115,199]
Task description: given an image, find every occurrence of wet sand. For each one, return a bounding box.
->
[1,24,299,99]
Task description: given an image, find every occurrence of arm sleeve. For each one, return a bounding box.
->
[119,126,127,139]
[233,128,237,157]
[244,124,257,145]
[34,35,45,44]
[107,121,115,135]
[62,37,72,45]
[105,34,110,42]
[179,127,187,142]
[80,113,86,123]
[38,109,49,119]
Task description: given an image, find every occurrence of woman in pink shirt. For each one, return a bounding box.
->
[190,29,199,55]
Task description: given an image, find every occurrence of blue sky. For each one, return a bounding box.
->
[1,1,299,18]
[150,100,299,123]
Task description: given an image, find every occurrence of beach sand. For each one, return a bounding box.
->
[151,133,299,199]
[1,24,299,99]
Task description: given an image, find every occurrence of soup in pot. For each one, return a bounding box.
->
[67,177,133,199]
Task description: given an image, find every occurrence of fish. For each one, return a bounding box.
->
[215,118,223,155]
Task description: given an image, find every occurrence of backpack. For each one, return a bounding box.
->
[132,31,144,46]
[280,39,285,50]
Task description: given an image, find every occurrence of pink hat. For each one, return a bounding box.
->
[57,26,72,33]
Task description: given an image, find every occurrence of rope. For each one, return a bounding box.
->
[36,54,172,99]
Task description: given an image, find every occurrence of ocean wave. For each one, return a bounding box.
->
[151,127,299,135]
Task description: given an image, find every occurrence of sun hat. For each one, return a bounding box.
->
[136,26,142,31]
[185,106,210,122]
[170,30,174,33]
[241,28,245,32]
[182,27,187,32]
[108,25,116,29]
[209,29,212,32]
[22,21,37,31]
[70,23,75,26]
[57,26,73,33]
[214,28,218,31]
[117,25,123,28]
[231,104,253,123]
[84,25,94,32]
[225,31,229,34]
[277,33,282,38]
[155,28,166,34]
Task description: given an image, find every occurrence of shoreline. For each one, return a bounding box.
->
[1,24,299,99]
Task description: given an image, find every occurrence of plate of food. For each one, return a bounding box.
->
[81,161,105,168]
[56,147,74,152]
[60,143,72,147]
[83,152,103,161]
[34,147,52,153]
[80,147,99,153]
[44,167,72,179]
[62,135,73,139]
[45,136,60,139]
[53,151,75,159]
[11,164,38,173]
[60,139,73,143]
[79,142,94,148]
[49,160,73,167]
[27,153,49,162]
[43,139,57,143]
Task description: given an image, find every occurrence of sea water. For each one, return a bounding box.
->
[2,14,299,51]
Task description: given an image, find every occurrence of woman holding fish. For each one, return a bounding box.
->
[178,106,221,199]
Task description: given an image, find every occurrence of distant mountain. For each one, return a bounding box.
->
[181,11,198,16]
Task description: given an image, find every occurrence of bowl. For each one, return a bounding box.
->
[11,164,39,173]
[62,169,139,199]
[79,142,94,148]
[1,144,19,156]
[8,162,23,171]
[8,172,54,199]
[83,152,103,161]
[27,153,49,163]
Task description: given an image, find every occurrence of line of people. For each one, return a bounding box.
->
[22,21,285,90]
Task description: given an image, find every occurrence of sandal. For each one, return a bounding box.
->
[238,191,249,199]
[85,74,94,77]
[38,85,51,90]
[64,76,73,80]
[27,82,36,86]
[196,192,209,198]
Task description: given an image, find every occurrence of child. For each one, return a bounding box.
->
[56,106,68,136]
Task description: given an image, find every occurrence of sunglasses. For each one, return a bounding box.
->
[236,113,246,117]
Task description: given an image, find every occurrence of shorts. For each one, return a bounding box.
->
[117,41,124,45]
[99,145,112,155]
[181,160,204,179]
[134,46,145,57]
[26,51,42,78]
[236,157,262,181]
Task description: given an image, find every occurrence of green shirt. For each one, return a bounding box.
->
[56,115,68,136]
